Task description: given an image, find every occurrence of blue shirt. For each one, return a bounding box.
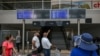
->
[70,47,98,56]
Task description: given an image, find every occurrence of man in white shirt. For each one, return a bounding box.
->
[32,32,40,55]
[16,32,21,52]
[42,30,52,56]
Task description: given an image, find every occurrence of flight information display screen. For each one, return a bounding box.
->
[17,9,33,19]
[17,9,85,19]
[51,10,68,19]
[33,10,50,19]
[69,9,86,18]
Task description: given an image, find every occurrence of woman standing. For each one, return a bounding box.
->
[71,33,98,56]
[2,34,18,56]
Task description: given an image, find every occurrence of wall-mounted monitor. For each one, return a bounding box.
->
[69,9,86,18]
[33,10,50,19]
[17,9,33,19]
[51,10,68,19]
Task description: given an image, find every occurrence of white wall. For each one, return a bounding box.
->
[0,9,100,24]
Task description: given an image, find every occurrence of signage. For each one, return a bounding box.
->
[32,21,41,26]
[62,21,70,26]
[45,21,57,26]
[93,2,100,9]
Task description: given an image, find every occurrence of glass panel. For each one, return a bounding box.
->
[16,2,42,9]
[51,1,59,9]
[16,3,33,9]
[72,1,91,9]
[44,2,51,9]
[32,2,42,9]
[3,0,16,2]
[51,0,59,2]
[43,0,51,1]
[72,2,79,8]
[79,2,91,9]
[61,0,72,1]
[2,3,15,10]
[61,1,71,9]
[32,0,42,1]
[72,0,92,2]
[16,0,42,1]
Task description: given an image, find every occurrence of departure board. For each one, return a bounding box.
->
[51,10,68,19]
[17,9,33,19]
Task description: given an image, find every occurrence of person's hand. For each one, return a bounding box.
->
[34,48,38,51]
[15,53,19,56]
[48,29,51,33]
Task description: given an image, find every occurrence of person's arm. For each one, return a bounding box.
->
[2,46,6,56]
[13,47,18,55]
[32,37,37,49]
[32,40,36,48]
[46,39,52,49]
[47,30,51,35]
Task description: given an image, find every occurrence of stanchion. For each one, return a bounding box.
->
[77,19,80,36]
[22,19,25,54]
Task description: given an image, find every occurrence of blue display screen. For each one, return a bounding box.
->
[51,10,68,19]
[17,10,32,19]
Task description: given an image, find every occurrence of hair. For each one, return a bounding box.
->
[6,34,12,40]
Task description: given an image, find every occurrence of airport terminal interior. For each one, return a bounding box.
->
[0,0,100,56]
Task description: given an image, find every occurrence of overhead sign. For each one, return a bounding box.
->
[62,21,70,26]
[51,10,68,19]
[45,21,57,26]
[32,21,41,26]
[17,9,33,19]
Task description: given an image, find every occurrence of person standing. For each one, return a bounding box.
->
[2,34,18,56]
[32,32,40,56]
[42,30,52,56]
[16,32,21,52]
[71,33,98,56]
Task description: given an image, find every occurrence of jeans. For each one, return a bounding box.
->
[43,49,50,56]
[16,43,20,52]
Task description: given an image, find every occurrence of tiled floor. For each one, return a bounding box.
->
[18,50,70,56]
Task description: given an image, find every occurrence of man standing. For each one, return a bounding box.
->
[42,30,52,56]
[16,32,21,52]
[32,32,40,56]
